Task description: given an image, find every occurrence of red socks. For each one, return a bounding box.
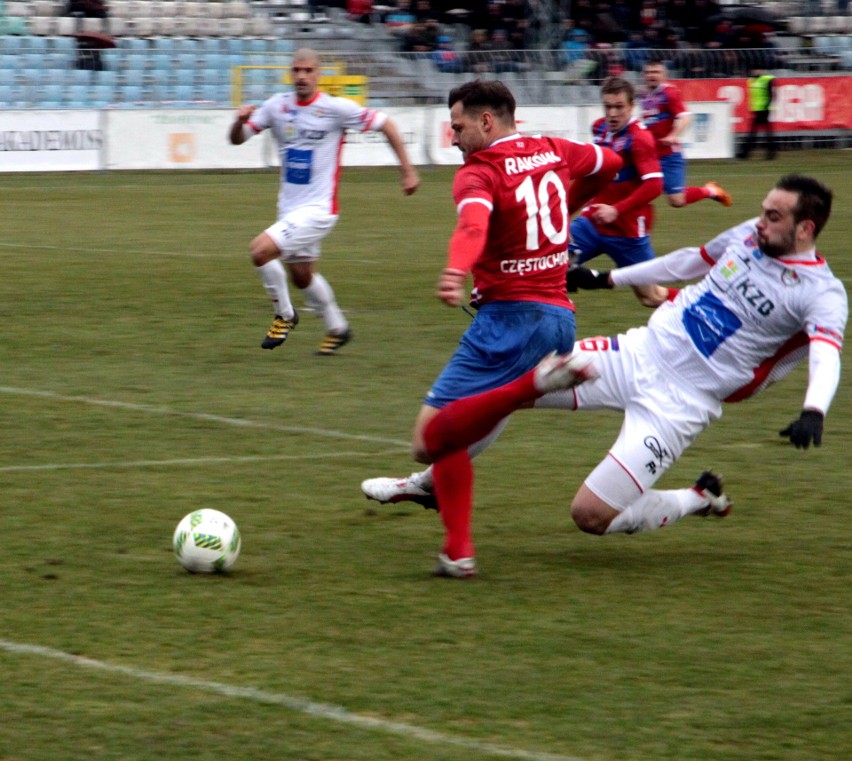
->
[684,186,712,205]
[422,369,537,461]
[434,450,475,560]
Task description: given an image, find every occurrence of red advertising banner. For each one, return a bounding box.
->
[672,77,852,132]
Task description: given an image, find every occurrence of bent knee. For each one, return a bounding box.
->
[571,500,612,535]
[250,233,279,267]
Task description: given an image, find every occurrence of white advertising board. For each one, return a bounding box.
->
[0,110,102,171]
[105,109,265,169]
[105,107,428,171]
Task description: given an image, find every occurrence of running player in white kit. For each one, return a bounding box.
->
[229,48,420,355]
[362,175,846,552]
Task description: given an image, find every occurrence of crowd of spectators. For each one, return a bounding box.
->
[339,0,789,79]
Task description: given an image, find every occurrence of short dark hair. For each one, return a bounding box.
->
[643,58,667,69]
[776,174,833,238]
[601,76,634,103]
[448,79,516,122]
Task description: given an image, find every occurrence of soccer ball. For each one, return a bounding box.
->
[173,509,241,574]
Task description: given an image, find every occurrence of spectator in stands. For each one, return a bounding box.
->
[561,23,591,66]
[400,19,439,55]
[738,67,777,160]
[346,0,373,24]
[623,30,652,72]
[463,28,494,74]
[65,0,109,71]
[385,0,416,31]
[431,35,463,73]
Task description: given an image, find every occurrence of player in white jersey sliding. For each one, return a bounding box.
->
[362,174,846,563]
[229,48,420,355]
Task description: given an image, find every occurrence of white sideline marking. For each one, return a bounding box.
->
[0,448,406,473]
[0,386,410,448]
[0,639,587,761]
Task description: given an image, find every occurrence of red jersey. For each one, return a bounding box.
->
[581,117,662,238]
[452,134,609,307]
[640,82,688,158]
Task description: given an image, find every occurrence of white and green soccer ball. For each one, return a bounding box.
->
[173,509,241,574]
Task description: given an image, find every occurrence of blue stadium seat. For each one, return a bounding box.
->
[225,38,246,55]
[199,38,223,54]
[65,84,90,107]
[40,83,65,105]
[118,37,148,52]
[94,70,118,88]
[198,83,225,104]
[91,83,114,106]
[174,38,199,54]
[0,53,17,69]
[47,36,76,54]
[121,67,145,87]
[0,68,15,85]
[0,36,25,55]
[63,68,93,86]
[152,37,177,52]
[117,84,144,105]
[21,35,48,54]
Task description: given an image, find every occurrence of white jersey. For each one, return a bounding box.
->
[247,91,388,217]
[645,218,847,402]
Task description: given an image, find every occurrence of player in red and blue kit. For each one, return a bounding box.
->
[568,76,669,308]
[363,79,621,578]
[640,59,732,209]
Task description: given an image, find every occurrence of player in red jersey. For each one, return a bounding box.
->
[568,76,669,307]
[640,59,732,209]
[363,79,622,578]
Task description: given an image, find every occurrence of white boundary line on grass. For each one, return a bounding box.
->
[0,386,410,448]
[0,639,588,761]
[0,448,407,473]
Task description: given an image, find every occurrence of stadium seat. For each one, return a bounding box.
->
[48,35,76,53]
[0,52,17,68]
[65,83,89,105]
[32,0,61,16]
[53,16,77,36]
[199,38,224,54]
[90,82,114,106]
[28,16,56,37]
[0,36,23,55]
[197,83,224,104]
[226,2,252,19]
[0,67,15,85]
[22,35,49,53]
[221,18,248,37]
[5,2,29,19]
[117,83,143,104]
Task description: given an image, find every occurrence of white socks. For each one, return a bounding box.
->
[302,273,347,335]
[257,259,295,320]
[605,487,709,534]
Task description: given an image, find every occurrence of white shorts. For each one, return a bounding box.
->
[536,327,723,511]
[266,206,338,262]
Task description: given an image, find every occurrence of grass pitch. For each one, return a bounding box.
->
[0,152,850,761]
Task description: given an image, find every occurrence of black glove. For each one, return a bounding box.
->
[567,266,613,293]
[779,410,824,449]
